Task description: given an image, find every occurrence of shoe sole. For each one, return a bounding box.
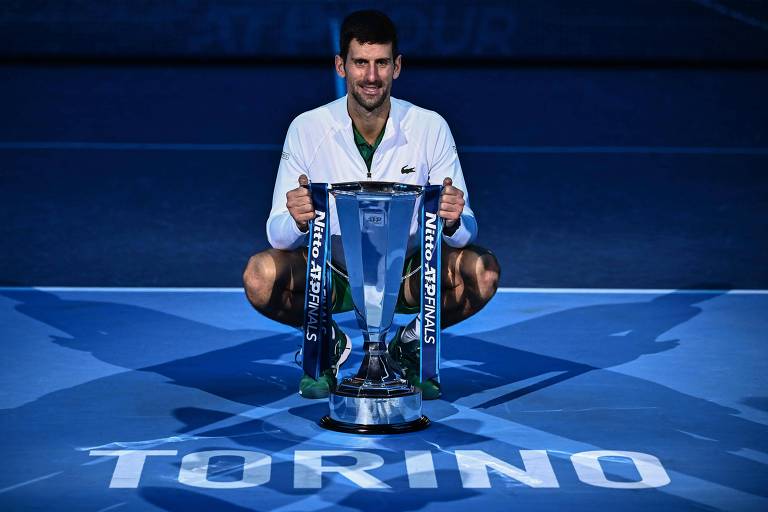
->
[299,390,330,399]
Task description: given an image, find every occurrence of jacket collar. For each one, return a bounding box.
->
[331,95,408,147]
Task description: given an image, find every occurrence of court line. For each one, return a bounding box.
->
[0,471,63,494]
[729,448,768,465]
[0,142,282,151]
[95,503,126,512]
[459,145,768,155]
[0,286,765,294]
[496,287,768,295]
[688,0,768,32]
[1,141,767,155]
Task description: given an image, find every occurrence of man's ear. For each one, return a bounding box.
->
[393,54,402,80]
[335,55,346,78]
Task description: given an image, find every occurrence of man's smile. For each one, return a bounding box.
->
[360,83,382,95]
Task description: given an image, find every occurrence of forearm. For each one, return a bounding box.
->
[266,212,308,250]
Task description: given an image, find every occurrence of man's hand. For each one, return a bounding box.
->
[439,177,465,229]
[286,174,315,232]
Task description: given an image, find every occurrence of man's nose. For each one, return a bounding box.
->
[365,63,379,82]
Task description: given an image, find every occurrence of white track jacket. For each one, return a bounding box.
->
[267,96,478,264]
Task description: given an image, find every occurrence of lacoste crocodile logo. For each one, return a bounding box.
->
[401,165,415,174]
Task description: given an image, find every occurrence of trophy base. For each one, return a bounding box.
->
[319,415,430,434]
[320,387,431,434]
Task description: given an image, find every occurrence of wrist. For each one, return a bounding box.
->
[291,216,309,233]
[443,217,461,236]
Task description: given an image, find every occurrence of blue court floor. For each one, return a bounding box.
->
[1,288,767,511]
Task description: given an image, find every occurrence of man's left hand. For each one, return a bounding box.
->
[439,177,465,228]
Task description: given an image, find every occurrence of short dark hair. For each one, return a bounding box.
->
[339,10,398,62]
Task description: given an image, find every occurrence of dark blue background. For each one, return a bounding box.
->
[1,2,767,287]
[3,0,768,61]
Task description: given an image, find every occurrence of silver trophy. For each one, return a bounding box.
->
[319,181,430,434]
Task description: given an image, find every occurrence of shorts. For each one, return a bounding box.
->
[330,253,421,315]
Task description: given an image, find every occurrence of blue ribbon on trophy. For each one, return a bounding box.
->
[420,184,442,383]
[302,182,332,379]
[301,181,443,387]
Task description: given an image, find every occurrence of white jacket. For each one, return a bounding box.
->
[267,96,478,262]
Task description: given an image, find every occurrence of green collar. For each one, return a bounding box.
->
[352,123,386,148]
[352,122,386,172]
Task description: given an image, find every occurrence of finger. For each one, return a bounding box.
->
[288,205,314,217]
[443,177,452,187]
[292,185,311,194]
[298,174,309,187]
[440,195,464,206]
[439,205,463,215]
[286,190,310,203]
[286,194,312,206]
[287,190,311,204]
[291,203,315,214]
[440,201,465,213]
[288,193,312,205]
[439,209,462,219]
[443,186,464,198]
[442,186,464,199]
[295,212,316,222]
[439,212,461,221]
[440,201,464,212]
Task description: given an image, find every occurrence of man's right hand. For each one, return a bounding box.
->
[286,174,315,232]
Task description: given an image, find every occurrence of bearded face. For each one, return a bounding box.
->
[338,39,401,114]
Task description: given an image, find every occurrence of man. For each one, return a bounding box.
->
[243,10,499,400]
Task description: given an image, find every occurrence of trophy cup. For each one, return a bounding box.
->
[319,181,431,434]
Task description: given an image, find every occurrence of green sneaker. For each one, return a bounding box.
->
[298,320,351,399]
[388,326,441,400]
[299,370,335,399]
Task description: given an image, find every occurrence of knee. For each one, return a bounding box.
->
[243,253,277,308]
[476,251,500,302]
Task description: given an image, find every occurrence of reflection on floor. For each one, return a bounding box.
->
[1,288,766,511]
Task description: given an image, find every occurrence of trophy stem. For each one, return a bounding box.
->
[351,339,397,386]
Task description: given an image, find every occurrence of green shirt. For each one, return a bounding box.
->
[352,123,386,173]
